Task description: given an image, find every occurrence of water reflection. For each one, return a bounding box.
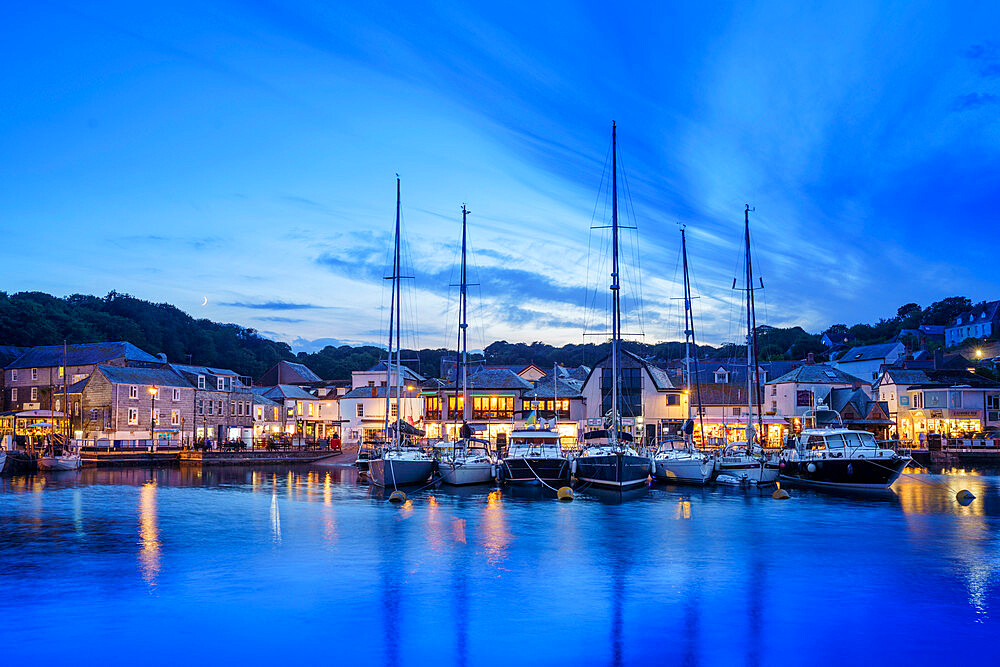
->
[482,490,509,569]
[138,481,160,590]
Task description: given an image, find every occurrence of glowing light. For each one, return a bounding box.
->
[138,481,160,589]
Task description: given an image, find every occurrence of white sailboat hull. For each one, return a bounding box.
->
[714,457,779,484]
[38,454,82,471]
[439,461,494,486]
[653,457,712,485]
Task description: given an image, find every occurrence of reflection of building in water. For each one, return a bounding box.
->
[270,480,281,544]
[138,481,160,589]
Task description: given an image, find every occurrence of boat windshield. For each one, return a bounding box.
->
[845,431,877,448]
[658,439,688,452]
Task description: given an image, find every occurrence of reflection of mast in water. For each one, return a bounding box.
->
[746,534,765,667]
[452,537,469,667]
[378,511,406,665]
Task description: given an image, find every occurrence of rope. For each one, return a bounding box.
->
[864,455,968,497]
[521,457,563,492]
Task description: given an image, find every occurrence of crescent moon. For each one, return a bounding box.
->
[202,296,208,306]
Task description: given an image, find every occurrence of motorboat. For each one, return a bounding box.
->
[501,428,570,486]
[438,437,495,486]
[779,428,908,490]
[651,437,713,485]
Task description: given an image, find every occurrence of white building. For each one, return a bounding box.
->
[832,342,905,383]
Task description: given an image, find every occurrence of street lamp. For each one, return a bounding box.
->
[148,385,158,450]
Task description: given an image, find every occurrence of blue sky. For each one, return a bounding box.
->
[2,1,999,352]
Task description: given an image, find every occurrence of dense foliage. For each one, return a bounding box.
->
[1,291,992,382]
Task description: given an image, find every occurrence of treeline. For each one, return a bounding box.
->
[0,291,292,379]
[0,291,988,383]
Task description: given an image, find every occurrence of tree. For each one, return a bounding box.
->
[922,296,971,325]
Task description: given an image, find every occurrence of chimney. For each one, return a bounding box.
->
[806,352,815,365]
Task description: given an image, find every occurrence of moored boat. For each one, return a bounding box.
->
[37,451,82,471]
[652,438,713,485]
[779,428,908,490]
[501,428,570,486]
[714,442,779,485]
[439,438,494,486]
[369,446,436,487]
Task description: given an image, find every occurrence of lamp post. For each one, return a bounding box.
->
[148,385,158,451]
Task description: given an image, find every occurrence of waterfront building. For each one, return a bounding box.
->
[74,365,196,444]
[831,341,906,382]
[253,384,333,441]
[579,349,685,445]
[421,367,532,443]
[520,370,587,447]
[251,393,283,441]
[683,383,790,448]
[876,369,1000,442]
[825,387,895,439]
[944,300,1000,347]
[168,363,254,444]
[764,364,868,434]
[340,384,423,444]
[3,341,161,414]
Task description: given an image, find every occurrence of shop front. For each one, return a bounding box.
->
[695,416,790,448]
[906,408,983,441]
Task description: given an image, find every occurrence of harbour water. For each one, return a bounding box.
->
[1,465,998,666]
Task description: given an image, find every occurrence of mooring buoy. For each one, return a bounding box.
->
[772,488,791,500]
[956,489,975,506]
[557,486,574,502]
[388,490,407,504]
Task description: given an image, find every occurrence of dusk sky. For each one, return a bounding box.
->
[3,2,999,352]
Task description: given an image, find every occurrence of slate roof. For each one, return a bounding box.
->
[258,360,323,386]
[878,368,932,386]
[828,388,893,424]
[692,383,760,405]
[256,384,318,401]
[66,377,90,394]
[97,365,191,389]
[464,368,533,390]
[671,361,801,386]
[0,345,28,367]
[252,393,280,406]
[834,342,903,363]
[364,361,425,382]
[7,341,160,369]
[523,375,584,399]
[767,364,866,385]
[909,370,1000,389]
[949,300,1000,327]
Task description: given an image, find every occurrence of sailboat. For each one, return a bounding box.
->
[652,227,713,485]
[714,206,779,485]
[368,177,436,488]
[38,341,82,471]
[574,122,651,490]
[439,204,495,486]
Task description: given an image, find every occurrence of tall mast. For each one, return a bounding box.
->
[453,204,470,440]
[63,339,69,446]
[394,179,404,448]
[744,205,763,449]
[610,121,620,448]
[383,177,400,447]
[681,228,705,447]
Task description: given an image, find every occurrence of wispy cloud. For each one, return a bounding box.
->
[255,316,307,323]
[222,300,327,310]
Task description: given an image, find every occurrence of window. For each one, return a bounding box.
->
[31,368,38,381]
[197,400,204,416]
[11,388,16,402]
[472,396,514,420]
[307,403,315,417]
[230,401,236,415]
[197,375,206,389]
[90,408,98,421]
[732,407,741,416]
[601,367,641,417]
[217,377,225,391]
[356,403,364,417]
[236,402,243,416]
[770,385,777,396]
[208,401,214,415]
[172,388,181,401]
[949,392,963,409]
[297,402,303,416]
[74,403,80,416]
[129,385,138,399]
[11,369,16,382]
[425,396,441,420]
[217,400,223,414]
[171,410,180,426]
[152,409,160,425]
[390,403,398,418]
[368,380,375,388]
[58,366,64,378]
[55,399,61,412]
[256,406,263,420]
[128,408,138,425]
[666,395,680,406]
[31,387,38,401]
[771,400,777,412]
[988,394,1000,410]
[714,371,729,383]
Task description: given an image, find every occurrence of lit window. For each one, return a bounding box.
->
[391,403,398,417]
[256,407,263,420]
[308,403,315,417]
[297,402,303,416]
[171,410,180,426]
[59,366,64,378]
[128,408,138,425]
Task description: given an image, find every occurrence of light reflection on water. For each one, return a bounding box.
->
[0,465,997,665]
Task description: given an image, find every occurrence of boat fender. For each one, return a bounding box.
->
[806,463,817,473]
[778,461,785,469]
[388,490,407,504]
[956,489,976,506]
[570,459,577,475]
[772,488,790,500]
[858,454,865,459]
[557,486,574,502]
[847,463,853,476]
